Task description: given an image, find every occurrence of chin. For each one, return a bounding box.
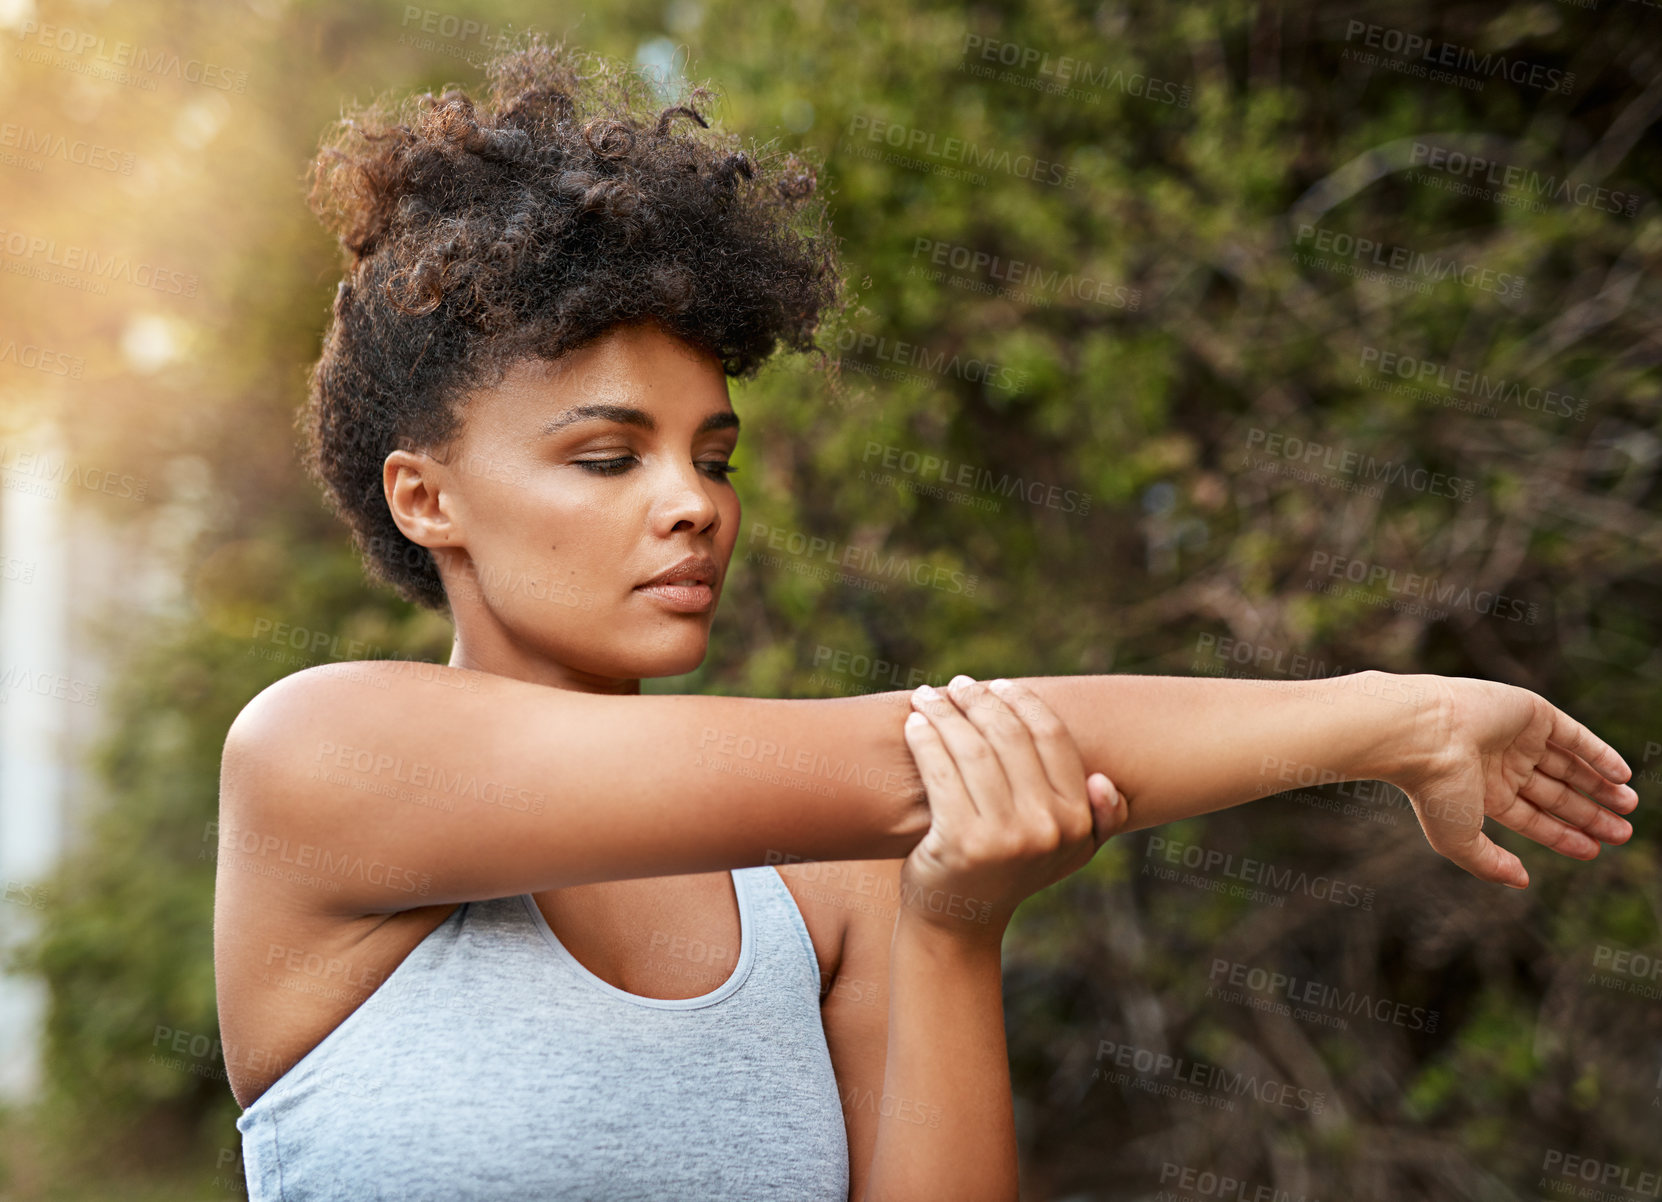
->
[647,639,712,679]
[594,629,711,681]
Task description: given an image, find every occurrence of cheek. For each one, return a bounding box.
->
[719,493,742,553]
[548,499,648,581]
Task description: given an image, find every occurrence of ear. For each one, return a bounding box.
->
[384,448,460,551]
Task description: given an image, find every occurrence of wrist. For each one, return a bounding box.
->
[894,901,1008,958]
[1385,672,1457,794]
[1323,670,1451,790]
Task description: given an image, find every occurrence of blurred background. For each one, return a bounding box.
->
[0,0,1658,1197]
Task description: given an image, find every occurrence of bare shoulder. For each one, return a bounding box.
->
[213,663,446,1108]
[222,660,461,765]
[220,663,377,803]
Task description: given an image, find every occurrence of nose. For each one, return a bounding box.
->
[650,458,722,536]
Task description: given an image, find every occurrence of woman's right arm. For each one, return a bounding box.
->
[218,659,931,916]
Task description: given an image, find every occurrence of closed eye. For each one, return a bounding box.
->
[575,455,738,480]
[577,456,636,476]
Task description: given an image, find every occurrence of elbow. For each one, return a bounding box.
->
[886,730,929,840]
[872,690,930,850]
[890,783,930,848]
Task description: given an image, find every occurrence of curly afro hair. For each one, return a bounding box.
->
[300,35,845,612]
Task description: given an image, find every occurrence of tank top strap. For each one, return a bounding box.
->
[736,864,823,1001]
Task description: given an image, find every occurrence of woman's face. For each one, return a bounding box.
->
[383,320,741,692]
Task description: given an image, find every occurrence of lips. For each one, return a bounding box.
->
[635,554,719,590]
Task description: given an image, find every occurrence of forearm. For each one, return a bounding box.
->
[1012,669,1441,830]
[860,915,1016,1202]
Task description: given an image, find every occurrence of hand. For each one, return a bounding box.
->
[900,675,1126,944]
[1391,674,1638,889]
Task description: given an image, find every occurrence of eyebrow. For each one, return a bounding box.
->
[539,404,740,437]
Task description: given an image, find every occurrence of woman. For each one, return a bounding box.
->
[215,36,1637,1201]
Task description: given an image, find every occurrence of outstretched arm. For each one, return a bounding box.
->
[1010,670,1636,887]
[219,660,1636,917]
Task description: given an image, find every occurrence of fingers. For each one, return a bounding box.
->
[901,709,977,824]
[945,676,1074,811]
[909,683,1014,821]
[1544,705,1634,791]
[946,675,1097,852]
[941,675,1108,857]
[1086,772,1128,848]
[1411,774,1532,888]
[1489,788,1601,860]
[1527,752,1634,843]
[1541,740,1640,815]
[984,678,1089,800]
[1443,828,1531,890]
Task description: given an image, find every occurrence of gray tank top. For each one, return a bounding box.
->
[235,866,850,1200]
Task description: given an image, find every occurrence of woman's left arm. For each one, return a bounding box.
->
[821,859,1016,1202]
[831,678,1128,1202]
